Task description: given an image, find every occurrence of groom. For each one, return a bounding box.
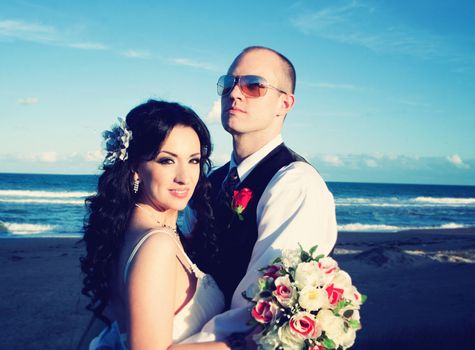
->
[183,46,338,342]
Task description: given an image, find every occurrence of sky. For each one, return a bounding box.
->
[1,0,474,185]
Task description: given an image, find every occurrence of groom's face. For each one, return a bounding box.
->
[221,49,288,136]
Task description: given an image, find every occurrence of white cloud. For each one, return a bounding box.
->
[68,42,107,50]
[323,154,344,166]
[302,81,357,90]
[85,150,104,162]
[122,49,151,58]
[0,19,108,51]
[39,152,58,162]
[290,1,472,65]
[171,57,217,71]
[365,159,378,168]
[206,99,221,124]
[0,19,55,42]
[447,154,470,169]
[17,152,58,163]
[17,97,39,105]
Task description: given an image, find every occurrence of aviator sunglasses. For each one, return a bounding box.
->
[217,75,288,98]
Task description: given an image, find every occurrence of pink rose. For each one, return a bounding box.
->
[318,256,339,276]
[289,312,321,339]
[309,345,325,350]
[251,299,278,324]
[273,275,295,307]
[325,283,344,305]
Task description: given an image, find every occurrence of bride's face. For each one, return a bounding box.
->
[135,125,201,212]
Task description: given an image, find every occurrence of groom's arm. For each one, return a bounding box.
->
[180,161,338,344]
[230,161,337,308]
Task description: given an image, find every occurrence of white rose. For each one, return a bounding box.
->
[344,285,363,307]
[317,256,339,283]
[330,270,353,290]
[335,327,356,349]
[282,248,301,269]
[316,309,344,340]
[277,325,305,350]
[298,286,328,311]
[316,309,356,348]
[294,261,326,290]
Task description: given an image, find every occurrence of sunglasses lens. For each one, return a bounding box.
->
[217,75,235,96]
[240,76,266,97]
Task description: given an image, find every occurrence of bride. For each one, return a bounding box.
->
[81,100,232,349]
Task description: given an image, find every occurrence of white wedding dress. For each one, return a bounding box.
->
[90,229,225,349]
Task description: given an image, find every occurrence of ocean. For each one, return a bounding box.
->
[1,173,474,238]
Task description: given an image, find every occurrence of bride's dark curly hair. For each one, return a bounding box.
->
[80,99,217,323]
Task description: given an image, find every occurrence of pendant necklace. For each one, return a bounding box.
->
[135,203,180,240]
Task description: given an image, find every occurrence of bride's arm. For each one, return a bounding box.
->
[168,333,258,350]
[126,233,177,350]
[168,342,229,350]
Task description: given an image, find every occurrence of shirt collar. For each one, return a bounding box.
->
[229,134,283,183]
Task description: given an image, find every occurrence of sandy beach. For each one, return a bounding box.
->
[1,228,474,349]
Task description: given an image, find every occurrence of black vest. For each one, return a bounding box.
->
[208,143,305,307]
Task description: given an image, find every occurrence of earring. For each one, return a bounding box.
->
[133,179,140,193]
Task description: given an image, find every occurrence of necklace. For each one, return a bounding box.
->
[134,203,180,239]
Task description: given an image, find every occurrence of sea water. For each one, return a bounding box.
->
[1,173,474,237]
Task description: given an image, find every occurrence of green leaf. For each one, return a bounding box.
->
[334,300,351,314]
[241,290,253,302]
[322,337,336,349]
[258,278,267,290]
[301,251,311,262]
[272,256,282,264]
[260,291,272,299]
[348,319,361,330]
[342,309,354,319]
[309,245,318,256]
[265,278,275,290]
[313,254,325,262]
[361,294,368,304]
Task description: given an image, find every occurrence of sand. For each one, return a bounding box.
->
[1,228,474,349]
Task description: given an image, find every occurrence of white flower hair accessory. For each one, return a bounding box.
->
[102,117,133,167]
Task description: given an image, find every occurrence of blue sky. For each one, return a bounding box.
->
[1,0,474,185]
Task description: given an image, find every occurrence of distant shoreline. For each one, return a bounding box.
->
[1,171,474,187]
[2,226,475,239]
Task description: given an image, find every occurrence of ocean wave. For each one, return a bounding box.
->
[337,203,409,208]
[413,197,475,205]
[0,198,84,205]
[336,196,475,207]
[439,223,467,229]
[338,223,404,232]
[1,222,56,235]
[0,190,94,198]
[338,222,468,232]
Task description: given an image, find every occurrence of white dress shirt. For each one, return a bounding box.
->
[180,134,338,342]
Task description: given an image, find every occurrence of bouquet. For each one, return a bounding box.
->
[244,245,366,350]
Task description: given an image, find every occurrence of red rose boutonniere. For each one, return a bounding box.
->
[231,187,253,220]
